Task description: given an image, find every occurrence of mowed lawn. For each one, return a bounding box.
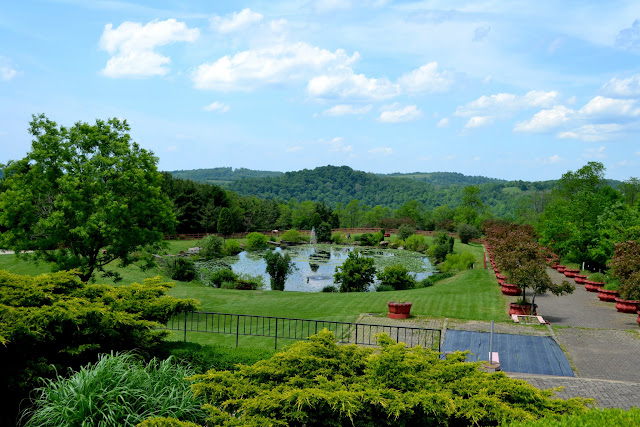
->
[0,240,509,323]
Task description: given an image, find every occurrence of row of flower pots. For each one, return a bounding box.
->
[552,263,640,324]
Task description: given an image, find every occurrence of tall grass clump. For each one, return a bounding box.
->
[22,352,206,427]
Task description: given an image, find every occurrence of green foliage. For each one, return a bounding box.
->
[334,250,377,292]
[439,252,476,273]
[216,207,234,235]
[397,223,415,240]
[245,232,268,251]
[507,407,640,427]
[609,240,640,300]
[198,234,224,258]
[587,272,607,283]
[206,268,237,288]
[0,270,198,422]
[321,285,338,292]
[0,114,175,282]
[264,250,297,291]
[377,264,416,290]
[403,234,427,252]
[359,231,383,246]
[183,330,589,427]
[224,239,241,255]
[458,223,480,244]
[281,228,302,242]
[316,221,333,242]
[331,232,344,244]
[429,243,451,263]
[163,257,197,281]
[22,353,206,427]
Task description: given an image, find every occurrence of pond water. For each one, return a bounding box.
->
[197,244,434,292]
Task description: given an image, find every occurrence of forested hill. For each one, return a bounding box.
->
[169,167,283,186]
[225,165,555,215]
[380,171,506,187]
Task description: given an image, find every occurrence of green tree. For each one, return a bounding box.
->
[316,221,332,243]
[334,250,376,292]
[217,207,234,236]
[246,232,268,251]
[0,114,175,282]
[397,223,415,240]
[377,264,416,290]
[264,250,297,291]
[457,223,480,244]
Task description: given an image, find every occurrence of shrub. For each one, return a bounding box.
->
[198,234,224,258]
[22,353,206,427]
[331,232,344,244]
[184,330,590,426]
[359,232,383,246]
[587,272,607,283]
[207,268,237,288]
[246,232,268,251]
[403,234,427,252]
[281,229,302,243]
[397,224,415,241]
[164,257,197,281]
[264,250,297,291]
[224,239,241,255]
[316,221,332,243]
[507,407,640,427]
[429,243,450,263]
[439,252,476,273]
[458,223,480,244]
[415,277,435,288]
[321,285,338,293]
[375,283,395,292]
[334,251,377,292]
[377,264,416,290]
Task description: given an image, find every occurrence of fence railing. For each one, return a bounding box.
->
[162,311,441,351]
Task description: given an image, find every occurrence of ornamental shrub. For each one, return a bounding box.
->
[439,252,476,273]
[246,232,268,251]
[377,264,416,290]
[174,330,590,427]
[198,234,224,258]
[281,228,302,243]
[224,239,241,255]
[403,234,427,252]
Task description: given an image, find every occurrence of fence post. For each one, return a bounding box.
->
[275,318,278,350]
[183,311,187,342]
[355,324,358,345]
[236,315,240,348]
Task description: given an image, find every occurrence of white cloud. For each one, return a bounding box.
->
[100,19,199,78]
[514,105,573,133]
[582,145,607,159]
[286,146,303,152]
[455,90,559,117]
[464,116,493,128]
[558,124,624,142]
[193,42,358,91]
[579,96,640,118]
[308,69,397,100]
[211,8,263,33]
[602,74,640,97]
[369,147,393,156]
[437,117,449,127]
[203,101,230,112]
[326,136,353,152]
[323,104,372,116]
[544,154,562,164]
[398,62,453,94]
[0,57,17,81]
[314,0,352,13]
[377,104,422,123]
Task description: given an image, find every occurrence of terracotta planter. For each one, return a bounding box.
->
[574,275,587,284]
[551,263,560,270]
[598,289,619,302]
[615,298,640,314]
[509,303,537,316]
[387,301,412,319]
[496,273,506,281]
[637,310,640,325]
[584,281,605,292]
[564,269,579,278]
[557,266,566,273]
[501,283,522,296]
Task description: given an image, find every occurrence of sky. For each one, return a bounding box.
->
[2,1,640,181]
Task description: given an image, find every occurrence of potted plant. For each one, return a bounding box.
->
[609,241,640,314]
[584,272,606,292]
[500,283,521,296]
[387,300,412,319]
[509,299,537,315]
[598,282,619,302]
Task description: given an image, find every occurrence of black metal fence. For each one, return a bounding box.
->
[162,311,441,351]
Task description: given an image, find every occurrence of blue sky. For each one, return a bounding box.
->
[2,1,640,181]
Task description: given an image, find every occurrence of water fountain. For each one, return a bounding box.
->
[309,226,317,244]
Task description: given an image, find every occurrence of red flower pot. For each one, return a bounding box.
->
[598,289,619,302]
[574,276,587,284]
[501,283,522,296]
[615,298,640,314]
[509,303,537,316]
[557,266,566,273]
[637,310,640,325]
[387,301,412,319]
[584,281,605,292]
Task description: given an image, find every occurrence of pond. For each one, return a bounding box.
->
[196,244,435,292]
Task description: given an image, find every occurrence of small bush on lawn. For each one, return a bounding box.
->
[175,330,590,426]
[281,229,302,243]
[415,277,435,288]
[403,234,427,252]
[359,232,384,246]
[22,352,206,427]
[224,239,241,255]
[375,283,395,292]
[331,232,344,244]
[316,221,332,242]
[439,252,476,273]
[321,285,338,292]
[198,234,224,258]
[397,223,415,241]
[207,268,237,288]
[377,264,416,290]
[245,232,268,251]
[164,257,197,281]
[458,223,480,244]
[507,407,640,427]
[428,243,450,262]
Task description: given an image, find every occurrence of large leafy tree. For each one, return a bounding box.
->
[0,114,175,282]
[334,250,376,292]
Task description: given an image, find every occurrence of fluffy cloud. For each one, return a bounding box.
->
[327,137,353,152]
[397,62,453,94]
[616,19,640,51]
[377,104,422,123]
[464,116,493,128]
[369,147,393,156]
[558,124,624,142]
[437,117,449,127]
[582,145,607,159]
[579,96,640,119]
[323,104,372,116]
[211,9,263,33]
[514,106,573,133]
[193,42,358,91]
[544,155,562,164]
[0,57,17,81]
[455,90,559,117]
[100,19,199,78]
[203,101,230,112]
[308,69,397,100]
[602,74,640,97]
